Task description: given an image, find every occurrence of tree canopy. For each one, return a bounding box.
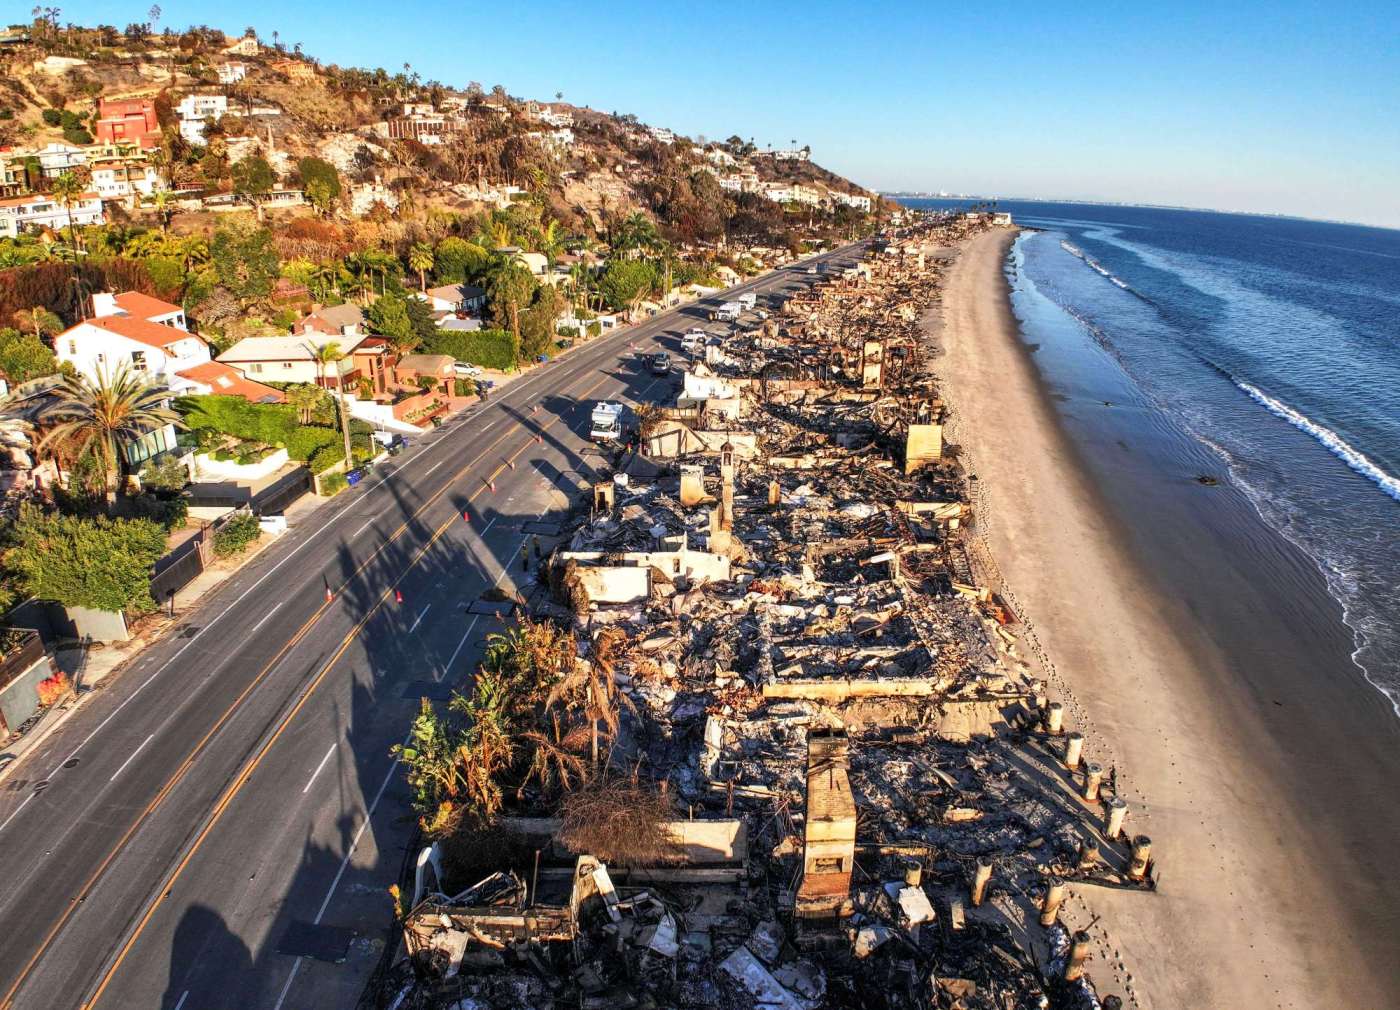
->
[9,505,168,613]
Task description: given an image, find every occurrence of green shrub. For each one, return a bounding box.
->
[179,396,337,462]
[213,513,262,558]
[42,108,62,126]
[423,327,516,371]
[308,443,347,474]
[453,378,471,397]
[586,322,602,338]
[556,325,579,339]
[131,492,189,531]
[8,505,168,614]
[318,471,347,496]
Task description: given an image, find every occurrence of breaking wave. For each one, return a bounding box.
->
[1236,381,1400,502]
[1060,240,1140,296]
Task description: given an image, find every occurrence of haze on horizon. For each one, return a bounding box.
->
[57,0,1400,229]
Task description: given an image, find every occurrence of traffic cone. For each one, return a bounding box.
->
[507,458,515,470]
[535,434,542,444]
[394,589,404,604]
[489,479,496,492]
[463,510,470,522]
[325,586,333,602]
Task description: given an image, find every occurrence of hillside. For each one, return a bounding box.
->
[0,21,883,248]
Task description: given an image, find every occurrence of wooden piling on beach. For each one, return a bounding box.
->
[1083,762,1104,801]
[1064,931,1092,982]
[971,859,993,906]
[1078,838,1100,871]
[1064,732,1084,769]
[1045,701,1064,735]
[1106,797,1128,839]
[905,862,923,887]
[1040,876,1067,926]
[1129,835,1153,879]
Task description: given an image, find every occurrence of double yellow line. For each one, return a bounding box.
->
[2,373,606,1010]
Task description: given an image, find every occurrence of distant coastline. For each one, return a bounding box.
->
[886,193,1398,232]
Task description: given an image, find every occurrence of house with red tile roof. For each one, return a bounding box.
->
[55,290,214,395]
[173,360,285,403]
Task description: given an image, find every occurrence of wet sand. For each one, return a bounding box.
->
[929,228,1400,1009]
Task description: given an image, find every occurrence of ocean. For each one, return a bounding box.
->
[903,198,1400,717]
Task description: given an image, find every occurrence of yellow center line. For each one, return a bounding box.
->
[75,370,609,1010]
[0,377,599,1010]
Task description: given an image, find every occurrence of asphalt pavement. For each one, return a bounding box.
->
[0,246,866,1010]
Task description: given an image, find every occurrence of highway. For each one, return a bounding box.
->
[0,244,866,1010]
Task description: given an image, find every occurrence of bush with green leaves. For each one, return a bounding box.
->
[423,327,516,371]
[0,327,59,383]
[130,492,188,531]
[318,471,347,496]
[179,395,339,462]
[138,456,191,493]
[213,512,261,558]
[42,108,62,127]
[8,505,168,614]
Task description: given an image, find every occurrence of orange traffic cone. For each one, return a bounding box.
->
[394,589,404,604]
[325,586,333,602]
[463,510,470,522]
[535,434,542,444]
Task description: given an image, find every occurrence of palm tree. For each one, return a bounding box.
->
[13,306,64,344]
[546,626,634,766]
[407,242,434,292]
[145,188,174,233]
[38,366,181,501]
[307,341,354,466]
[50,171,88,310]
[286,383,322,424]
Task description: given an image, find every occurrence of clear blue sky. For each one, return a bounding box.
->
[58,1,1400,227]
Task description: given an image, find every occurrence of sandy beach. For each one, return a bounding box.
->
[929,228,1397,1009]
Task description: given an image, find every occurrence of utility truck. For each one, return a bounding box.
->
[737,292,757,310]
[589,401,625,443]
[710,301,742,322]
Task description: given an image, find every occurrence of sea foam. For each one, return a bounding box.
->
[1237,381,1400,502]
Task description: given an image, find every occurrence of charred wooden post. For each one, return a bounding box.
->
[1064,931,1093,981]
[1064,732,1085,769]
[1040,876,1067,927]
[1129,835,1153,880]
[1084,762,1104,801]
[970,858,993,907]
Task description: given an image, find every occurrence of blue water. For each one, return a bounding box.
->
[906,199,1400,713]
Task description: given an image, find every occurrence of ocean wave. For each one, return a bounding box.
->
[1236,381,1400,502]
[1060,240,1146,298]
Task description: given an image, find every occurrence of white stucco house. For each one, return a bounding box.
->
[55,292,211,391]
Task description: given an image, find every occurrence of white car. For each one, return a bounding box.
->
[452,362,483,378]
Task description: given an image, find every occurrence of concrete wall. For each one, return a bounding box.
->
[574,566,651,603]
[0,653,55,734]
[61,606,130,643]
[194,447,289,482]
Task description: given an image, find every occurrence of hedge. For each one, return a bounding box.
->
[8,505,167,614]
[213,513,262,558]
[180,395,338,462]
[424,327,516,371]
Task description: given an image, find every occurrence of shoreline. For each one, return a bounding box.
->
[928,227,1398,1008]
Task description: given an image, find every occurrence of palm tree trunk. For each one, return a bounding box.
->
[336,378,353,466]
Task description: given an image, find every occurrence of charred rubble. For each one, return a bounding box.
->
[369,218,1152,1010]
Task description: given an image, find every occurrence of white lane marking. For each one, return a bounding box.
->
[302,742,337,795]
[108,734,154,783]
[270,959,301,1010]
[272,756,400,1010]
[245,602,286,638]
[350,517,376,538]
[420,457,447,478]
[440,616,481,680]
[407,606,431,634]
[0,793,35,834]
[173,991,188,1010]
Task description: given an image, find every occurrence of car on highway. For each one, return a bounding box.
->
[805,265,819,275]
[650,352,672,375]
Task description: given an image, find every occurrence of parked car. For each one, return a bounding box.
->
[650,352,672,375]
[452,362,483,378]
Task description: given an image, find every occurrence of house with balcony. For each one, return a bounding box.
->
[55,292,210,390]
[0,191,104,238]
[223,34,260,57]
[216,61,248,84]
[176,93,230,145]
[219,304,383,391]
[94,97,161,150]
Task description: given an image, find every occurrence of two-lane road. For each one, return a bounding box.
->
[0,245,866,1010]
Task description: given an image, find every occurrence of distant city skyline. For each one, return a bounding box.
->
[54,0,1400,229]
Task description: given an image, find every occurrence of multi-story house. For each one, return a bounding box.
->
[94,98,161,149]
[0,190,104,238]
[176,93,229,145]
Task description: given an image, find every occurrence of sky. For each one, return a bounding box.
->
[54,0,1400,228]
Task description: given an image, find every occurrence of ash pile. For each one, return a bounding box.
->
[369,216,1151,1010]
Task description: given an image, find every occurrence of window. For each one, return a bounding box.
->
[68,340,76,355]
[249,363,263,373]
[282,362,293,369]
[813,857,844,873]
